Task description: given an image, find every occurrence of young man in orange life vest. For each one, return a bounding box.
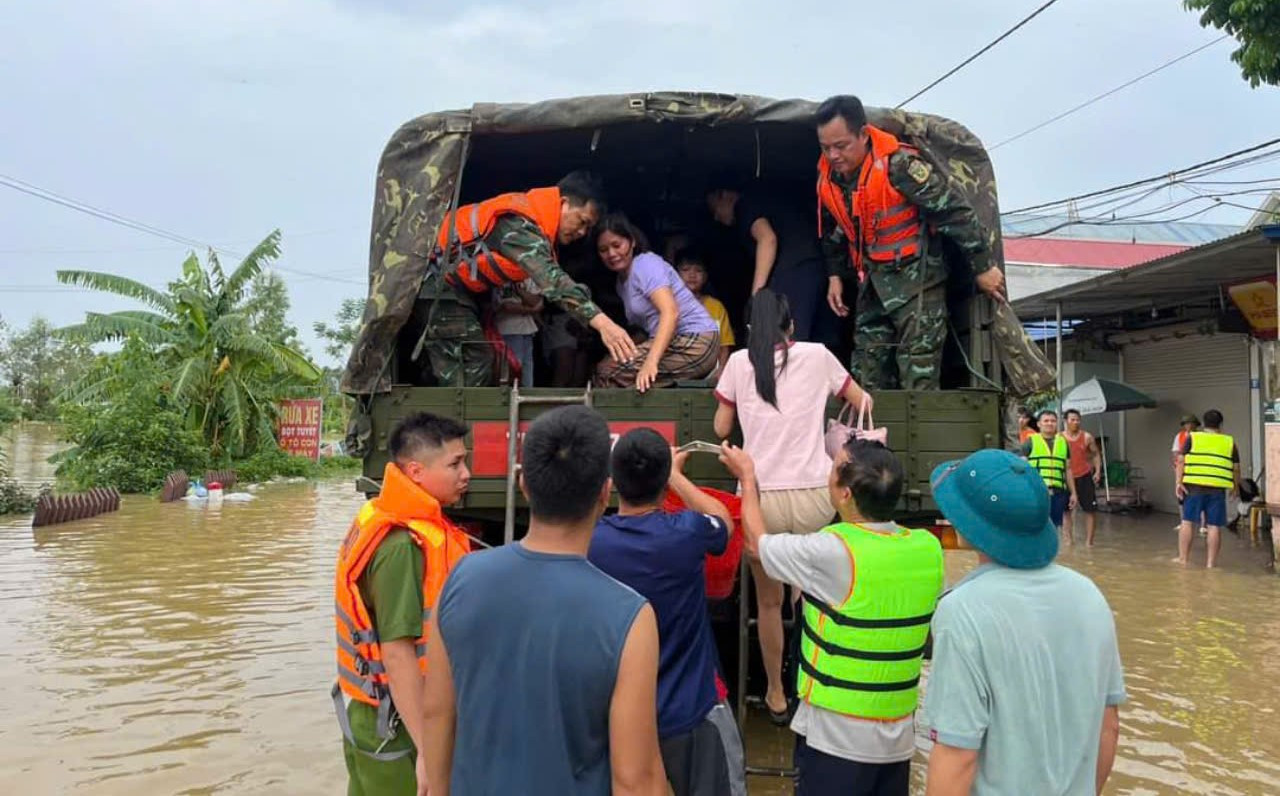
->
[815,95,1006,391]
[333,412,473,796]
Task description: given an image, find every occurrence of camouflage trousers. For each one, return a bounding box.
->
[852,281,946,391]
[417,272,494,387]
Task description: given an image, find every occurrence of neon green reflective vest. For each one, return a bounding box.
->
[1028,434,1069,491]
[797,523,944,720]
[1183,431,1235,489]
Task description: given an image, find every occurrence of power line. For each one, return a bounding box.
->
[896,0,1062,108]
[0,173,364,286]
[990,36,1229,151]
[1002,137,1280,215]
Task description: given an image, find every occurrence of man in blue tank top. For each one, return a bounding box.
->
[423,406,666,796]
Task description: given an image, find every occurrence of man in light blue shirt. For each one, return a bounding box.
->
[924,449,1125,796]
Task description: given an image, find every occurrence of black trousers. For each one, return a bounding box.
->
[794,736,910,796]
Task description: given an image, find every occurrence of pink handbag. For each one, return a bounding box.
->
[824,394,887,460]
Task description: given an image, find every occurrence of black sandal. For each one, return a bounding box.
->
[767,703,792,727]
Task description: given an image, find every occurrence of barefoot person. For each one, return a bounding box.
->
[1062,409,1102,546]
[1174,409,1240,568]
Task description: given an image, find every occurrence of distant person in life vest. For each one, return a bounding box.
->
[416,170,637,387]
[1175,408,1240,569]
[1019,410,1078,546]
[333,413,474,796]
[814,95,1005,391]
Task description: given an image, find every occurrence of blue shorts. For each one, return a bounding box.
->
[1049,490,1070,528]
[1182,490,1227,527]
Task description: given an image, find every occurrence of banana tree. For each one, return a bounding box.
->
[57,231,321,456]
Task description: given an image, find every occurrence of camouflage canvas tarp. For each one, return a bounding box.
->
[342,92,1012,395]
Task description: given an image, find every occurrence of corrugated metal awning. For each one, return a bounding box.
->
[1011,227,1280,320]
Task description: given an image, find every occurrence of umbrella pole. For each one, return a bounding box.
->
[1100,419,1111,504]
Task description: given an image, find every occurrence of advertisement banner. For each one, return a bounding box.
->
[278,398,323,460]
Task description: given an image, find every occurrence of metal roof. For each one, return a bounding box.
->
[1000,214,1239,245]
[1004,237,1189,269]
[1011,226,1280,320]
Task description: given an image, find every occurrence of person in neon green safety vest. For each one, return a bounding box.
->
[719,437,943,796]
[1018,409,1079,544]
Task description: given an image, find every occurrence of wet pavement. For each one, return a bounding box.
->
[2,424,1279,794]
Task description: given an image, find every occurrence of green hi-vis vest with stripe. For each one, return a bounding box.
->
[797,523,944,720]
[1029,434,1069,491]
[1183,431,1235,489]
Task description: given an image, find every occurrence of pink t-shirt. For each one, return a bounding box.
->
[714,342,852,491]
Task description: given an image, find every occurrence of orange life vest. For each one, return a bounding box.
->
[332,461,471,755]
[437,186,562,293]
[816,125,925,281]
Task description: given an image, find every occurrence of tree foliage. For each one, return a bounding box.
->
[0,316,95,421]
[57,231,321,457]
[55,338,211,493]
[314,298,366,362]
[1185,0,1280,87]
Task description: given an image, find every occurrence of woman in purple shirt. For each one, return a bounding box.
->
[593,214,720,392]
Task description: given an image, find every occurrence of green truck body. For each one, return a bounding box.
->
[358,385,1000,536]
[343,92,1011,539]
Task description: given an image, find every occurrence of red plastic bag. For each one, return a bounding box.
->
[661,487,744,601]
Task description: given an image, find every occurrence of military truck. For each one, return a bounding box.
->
[341,92,1009,544]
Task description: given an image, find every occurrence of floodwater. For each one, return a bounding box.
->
[2,423,1279,795]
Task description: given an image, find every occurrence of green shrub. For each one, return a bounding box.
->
[56,400,209,493]
[0,477,37,515]
[229,445,361,484]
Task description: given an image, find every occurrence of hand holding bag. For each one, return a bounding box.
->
[824,394,887,459]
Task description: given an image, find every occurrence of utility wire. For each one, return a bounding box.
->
[1002,137,1280,215]
[897,0,1062,108]
[990,35,1229,151]
[0,173,364,286]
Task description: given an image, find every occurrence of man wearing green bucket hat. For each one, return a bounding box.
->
[923,448,1126,796]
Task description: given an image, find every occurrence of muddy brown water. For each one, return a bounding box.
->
[2,423,1279,794]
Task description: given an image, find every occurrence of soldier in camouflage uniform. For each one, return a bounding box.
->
[815,95,1006,391]
[416,171,636,386]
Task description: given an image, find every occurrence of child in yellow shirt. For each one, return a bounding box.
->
[675,250,735,375]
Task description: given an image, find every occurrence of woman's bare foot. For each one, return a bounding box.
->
[1172,556,1188,566]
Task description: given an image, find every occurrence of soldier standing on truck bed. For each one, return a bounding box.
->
[815,95,1006,391]
[417,171,638,386]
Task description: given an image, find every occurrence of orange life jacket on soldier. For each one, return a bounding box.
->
[816,125,924,281]
[334,461,471,709]
[436,187,562,293]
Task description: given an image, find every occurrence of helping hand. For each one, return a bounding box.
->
[594,317,639,365]
[717,441,756,481]
[670,447,690,476]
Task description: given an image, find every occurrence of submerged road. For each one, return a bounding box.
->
[2,424,1277,794]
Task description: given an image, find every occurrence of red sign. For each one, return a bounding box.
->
[470,420,678,477]
[278,398,323,460]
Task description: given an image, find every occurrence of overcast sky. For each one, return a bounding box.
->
[2,0,1278,364]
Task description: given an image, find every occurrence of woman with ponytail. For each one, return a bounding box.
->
[712,288,869,725]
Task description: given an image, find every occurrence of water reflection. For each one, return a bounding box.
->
[2,424,1279,794]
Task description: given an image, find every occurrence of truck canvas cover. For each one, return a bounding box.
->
[341,91,1025,395]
